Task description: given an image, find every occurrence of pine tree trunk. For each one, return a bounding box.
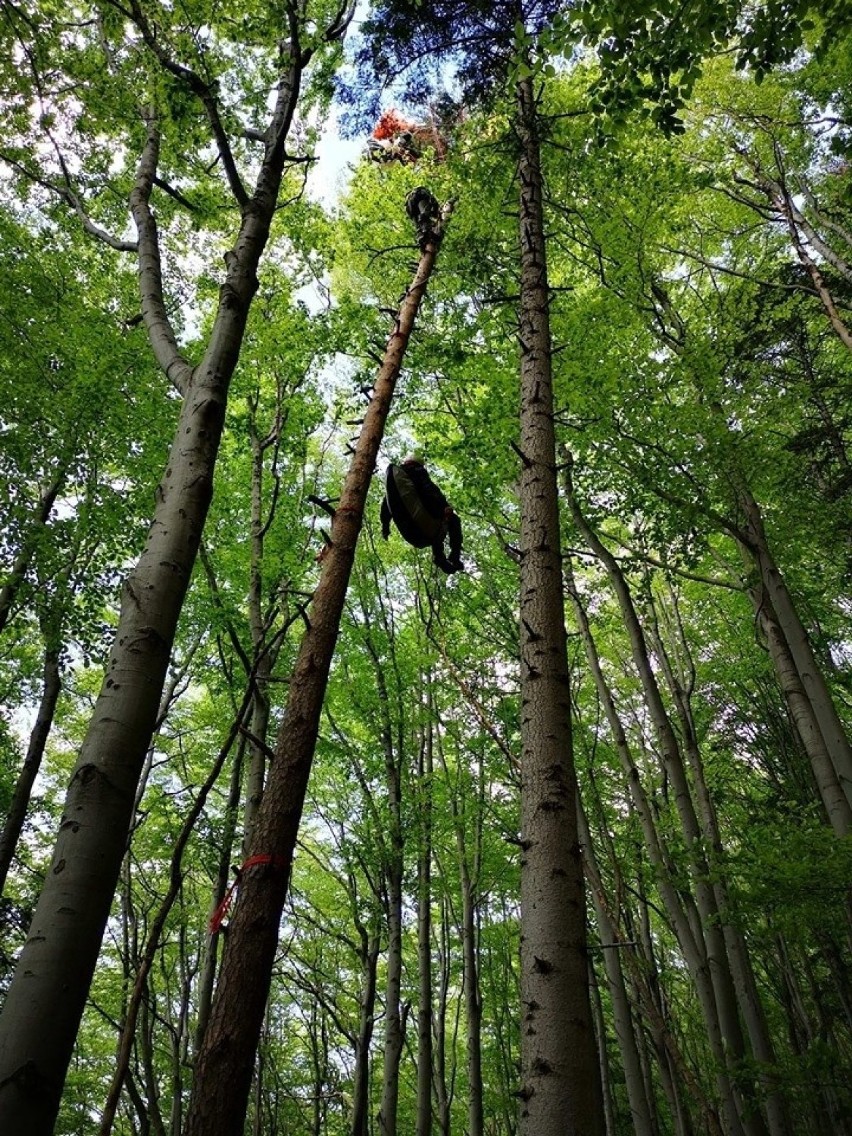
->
[515,73,603,1136]
[184,203,451,1136]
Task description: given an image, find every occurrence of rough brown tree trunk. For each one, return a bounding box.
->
[184,201,451,1136]
[515,73,603,1136]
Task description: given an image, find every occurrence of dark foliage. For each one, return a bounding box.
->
[338,0,563,132]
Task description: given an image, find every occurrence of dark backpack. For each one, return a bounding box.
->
[385,464,443,548]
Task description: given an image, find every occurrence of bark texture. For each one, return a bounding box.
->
[0,50,305,1136]
[515,74,604,1136]
[184,202,451,1136]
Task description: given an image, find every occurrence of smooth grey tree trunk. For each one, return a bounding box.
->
[566,485,773,1136]
[416,688,434,1136]
[0,34,312,1130]
[515,73,604,1136]
[646,584,793,1136]
[375,650,406,1136]
[184,202,452,1136]
[578,800,656,1136]
[563,543,745,1136]
[587,958,617,1136]
[740,489,852,813]
[350,928,380,1136]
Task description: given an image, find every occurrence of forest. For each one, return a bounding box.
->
[0,1,851,1134]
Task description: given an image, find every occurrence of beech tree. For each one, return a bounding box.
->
[0,0,354,1130]
[0,9,851,1136]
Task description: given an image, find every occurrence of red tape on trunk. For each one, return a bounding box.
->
[208,854,287,934]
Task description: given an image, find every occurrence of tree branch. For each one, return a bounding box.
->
[128,109,193,393]
[121,0,249,207]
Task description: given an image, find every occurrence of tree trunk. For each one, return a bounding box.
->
[0,618,61,893]
[184,201,452,1136]
[587,957,617,1136]
[578,799,656,1136]
[515,73,603,1136]
[416,688,434,1136]
[376,662,406,1136]
[0,55,307,1134]
[566,486,769,1136]
[99,691,253,1136]
[649,584,793,1136]
[350,930,380,1136]
[740,489,852,815]
[194,737,247,1055]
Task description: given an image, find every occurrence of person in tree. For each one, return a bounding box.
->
[405,186,441,250]
[381,453,464,574]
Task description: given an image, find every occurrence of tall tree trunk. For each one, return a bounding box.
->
[0,50,308,1133]
[646,584,792,1136]
[350,928,380,1136]
[99,692,253,1136]
[194,737,247,1056]
[433,892,454,1136]
[739,488,852,816]
[0,614,61,893]
[241,404,280,854]
[515,74,603,1136]
[566,484,769,1136]
[456,758,484,1136]
[185,200,452,1136]
[564,551,734,1128]
[578,799,656,1136]
[376,653,406,1136]
[753,587,852,834]
[416,686,434,1136]
[587,957,617,1136]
